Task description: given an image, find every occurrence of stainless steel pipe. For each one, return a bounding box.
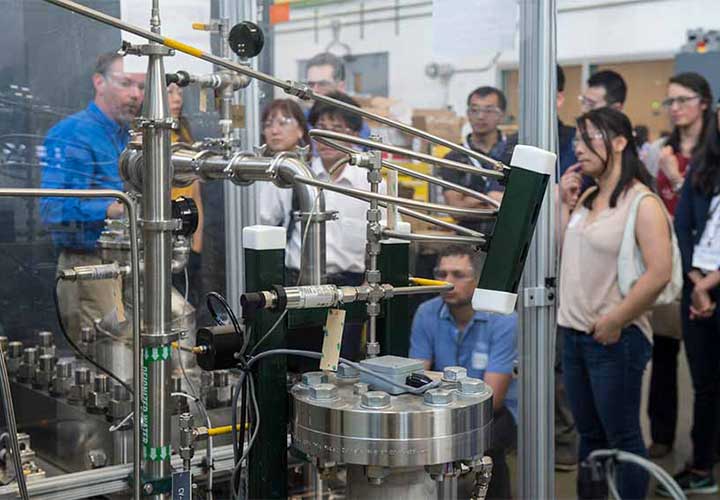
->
[309,131,504,181]
[293,175,497,219]
[378,203,484,238]
[140,45,174,497]
[166,150,327,284]
[312,136,500,208]
[382,229,486,246]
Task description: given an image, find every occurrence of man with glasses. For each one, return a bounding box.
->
[410,245,518,499]
[440,86,514,234]
[304,52,371,139]
[579,69,627,113]
[40,52,145,340]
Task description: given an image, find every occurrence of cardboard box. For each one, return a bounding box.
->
[411,109,465,144]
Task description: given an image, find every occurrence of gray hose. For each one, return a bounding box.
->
[587,449,686,500]
[0,352,29,499]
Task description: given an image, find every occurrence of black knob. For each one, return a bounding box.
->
[228,21,264,59]
[172,196,199,237]
[166,71,191,88]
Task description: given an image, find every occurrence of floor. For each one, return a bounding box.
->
[509,343,720,499]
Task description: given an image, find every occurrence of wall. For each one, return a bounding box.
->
[270,0,720,115]
[120,0,213,74]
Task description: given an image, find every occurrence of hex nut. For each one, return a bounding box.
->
[442,366,468,382]
[309,383,338,401]
[458,377,487,395]
[423,388,455,406]
[301,371,328,387]
[361,391,391,409]
[366,343,380,356]
[353,382,370,395]
[336,364,359,379]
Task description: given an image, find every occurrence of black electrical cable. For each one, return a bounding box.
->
[53,277,133,395]
[206,292,242,334]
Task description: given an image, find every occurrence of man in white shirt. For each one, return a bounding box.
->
[259,91,386,287]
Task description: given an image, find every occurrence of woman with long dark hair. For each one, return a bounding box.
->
[558,108,672,499]
[644,73,713,460]
[660,107,720,496]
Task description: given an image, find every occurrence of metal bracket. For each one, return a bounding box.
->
[523,286,555,307]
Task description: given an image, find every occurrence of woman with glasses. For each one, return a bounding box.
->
[643,73,713,460]
[260,99,311,159]
[256,99,312,253]
[660,107,720,496]
[558,108,672,499]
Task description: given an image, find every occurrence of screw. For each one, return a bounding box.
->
[302,371,328,387]
[442,366,467,382]
[55,359,73,378]
[458,377,487,396]
[8,341,22,358]
[37,331,54,347]
[309,383,338,401]
[81,326,95,343]
[424,388,455,406]
[361,391,391,409]
[23,347,38,365]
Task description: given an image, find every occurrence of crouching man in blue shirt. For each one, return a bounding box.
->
[410,245,518,499]
[41,53,145,339]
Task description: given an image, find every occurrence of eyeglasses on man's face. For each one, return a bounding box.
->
[433,268,476,281]
[467,106,502,117]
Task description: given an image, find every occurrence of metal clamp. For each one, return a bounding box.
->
[141,219,182,232]
[285,80,312,100]
[292,210,338,223]
[134,117,179,130]
[142,331,180,347]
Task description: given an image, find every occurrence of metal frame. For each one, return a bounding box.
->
[517,1,557,498]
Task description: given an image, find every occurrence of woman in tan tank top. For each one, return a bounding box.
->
[557,108,672,499]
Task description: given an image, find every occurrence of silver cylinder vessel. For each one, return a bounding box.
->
[291,371,494,499]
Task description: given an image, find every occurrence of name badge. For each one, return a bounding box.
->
[472,351,489,371]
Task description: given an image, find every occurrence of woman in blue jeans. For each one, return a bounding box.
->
[558,108,673,499]
[661,108,720,496]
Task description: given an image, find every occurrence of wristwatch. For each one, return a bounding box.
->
[672,178,684,193]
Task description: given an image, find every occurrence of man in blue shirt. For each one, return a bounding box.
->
[439,86,515,235]
[41,52,145,339]
[410,245,518,500]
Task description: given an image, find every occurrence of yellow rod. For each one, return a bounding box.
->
[207,424,246,436]
[409,276,451,287]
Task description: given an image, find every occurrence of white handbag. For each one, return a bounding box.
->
[617,191,683,305]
